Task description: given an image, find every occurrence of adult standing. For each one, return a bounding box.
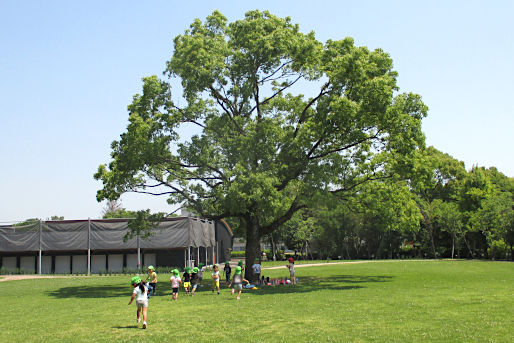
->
[251,259,262,284]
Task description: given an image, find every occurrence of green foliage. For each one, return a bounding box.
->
[95,10,427,271]
[13,218,40,227]
[230,250,246,258]
[125,210,166,241]
[102,209,138,219]
[488,239,510,260]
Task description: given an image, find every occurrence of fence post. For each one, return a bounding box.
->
[38,219,42,275]
[137,233,141,274]
[87,218,91,276]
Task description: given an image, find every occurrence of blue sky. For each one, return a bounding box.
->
[1,1,513,222]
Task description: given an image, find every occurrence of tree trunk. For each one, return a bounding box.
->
[419,206,437,258]
[244,219,261,283]
[460,229,474,258]
[452,232,455,260]
[269,234,276,261]
[375,234,385,259]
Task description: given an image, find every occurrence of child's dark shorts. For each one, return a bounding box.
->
[172,287,179,294]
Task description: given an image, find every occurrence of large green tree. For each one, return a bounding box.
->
[95,10,426,280]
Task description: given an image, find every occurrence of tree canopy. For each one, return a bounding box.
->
[95,10,427,279]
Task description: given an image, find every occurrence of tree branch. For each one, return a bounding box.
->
[259,60,293,83]
[309,133,380,160]
[293,83,330,138]
[260,198,306,236]
[248,74,303,116]
[209,86,243,133]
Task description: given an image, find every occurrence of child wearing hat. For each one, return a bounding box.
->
[190,267,199,296]
[211,264,220,294]
[237,260,245,275]
[169,269,182,300]
[229,266,249,300]
[223,261,232,285]
[145,265,157,296]
[128,276,149,329]
[182,267,192,295]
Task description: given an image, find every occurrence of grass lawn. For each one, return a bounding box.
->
[0,260,512,342]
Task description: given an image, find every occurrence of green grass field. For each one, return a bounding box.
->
[1,260,513,342]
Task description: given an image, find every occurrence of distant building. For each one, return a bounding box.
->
[0,217,232,274]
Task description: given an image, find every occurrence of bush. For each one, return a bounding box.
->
[488,239,509,260]
[231,251,246,258]
[153,266,180,274]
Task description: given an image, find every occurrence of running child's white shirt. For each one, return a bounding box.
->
[170,275,181,288]
[212,270,220,279]
[133,285,148,301]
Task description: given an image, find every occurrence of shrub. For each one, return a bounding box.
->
[230,251,246,258]
[488,239,509,260]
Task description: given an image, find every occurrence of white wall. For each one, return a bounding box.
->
[72,255,88,273]
[143,253,156,268]
[2,256,16,271]
[108,254,123,272]
[20,256,35,273]
[126,254,138,270]
[41,256,52,274]
[55,256,70,274]
[91,255,106,274]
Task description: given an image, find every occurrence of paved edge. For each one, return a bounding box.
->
[263,259,445,270]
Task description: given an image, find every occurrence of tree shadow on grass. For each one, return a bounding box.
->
[248,275,394,296]
[46,285,129,299]
[46,275,393,298]
[112,325,139,329]
[46,283,172,299]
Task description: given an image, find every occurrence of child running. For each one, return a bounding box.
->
[145,265,157,296]
[197,263,204,285]
[237,260,245,275]
[128,276,149,329]
[229,266,249,300]
[190,267,199,296]
[169,269,182,301]
[211,264,220,294]
[223,261,231,285]
[182,267,192,295]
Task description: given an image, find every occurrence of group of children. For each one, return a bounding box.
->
[129,258,296,329]
[128,261,250,329]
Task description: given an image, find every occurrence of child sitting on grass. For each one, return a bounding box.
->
[228,266,249,300]
[169,269,182,301]
[128,276,149,329]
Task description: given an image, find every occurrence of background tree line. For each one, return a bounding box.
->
[259,147,514,261]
